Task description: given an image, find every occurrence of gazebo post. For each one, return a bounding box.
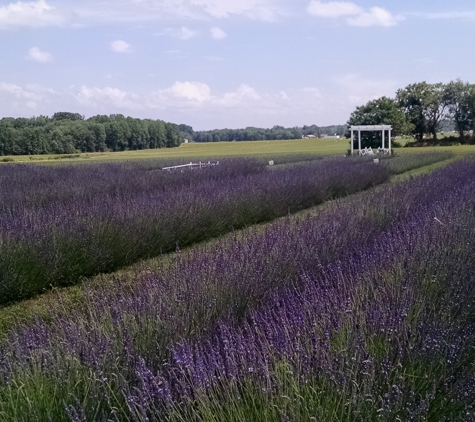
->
[350,129,354,155]
[389,128,392,154]
[358,130,361,152]
[382,129,385,149]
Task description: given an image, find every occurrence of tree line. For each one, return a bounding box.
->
[347,79,475,147]
[179,124,346,143]
[0,112,182,156]
[0,111,349,156]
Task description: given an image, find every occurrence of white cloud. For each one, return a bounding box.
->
[69,81,307,116]
[0,81,329,128]
[0,82,43,101]
[0,82,56,109]
[219,84,261,106]
[75,86,140,109]
[111,40,132,53]
[0,0,69,29]
[335,74,399,105]
[307,1,361,18]
[347,7,399,27]
[26,46,52,62]
[211,26,227,40]
[130,0,284,21]
[177,26,196,40]
[192,0,279,20]
[1,0,285,26]
[163,81,212,102]
[307,1,401,27]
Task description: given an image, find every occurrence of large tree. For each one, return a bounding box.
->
[444,79,475,140]
[347,96,413,148]
[396,82,447,141]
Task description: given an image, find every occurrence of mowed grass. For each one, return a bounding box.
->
[390,154,462,182]
[396,144,475,156]
[1,139,348,163]
[1,137,475,165]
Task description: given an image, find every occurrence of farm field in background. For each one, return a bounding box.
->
[0,139,349,163]
[1,137,475,164]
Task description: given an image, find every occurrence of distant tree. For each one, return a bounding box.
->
[126,117,148,150]
[87,115,111,124]
[105,115,130,151]
[444,79,475,140]
[396,82,447,141]
[347,97,414,148]
[50,128,76,154]
[88,122,107,152]
[191,124,347,143]
[0,123,20,155]
[0,113,182,156]
[148,120,167,148]
[52,112,84,122]
[178,124,194,142]
[165,124,181,147]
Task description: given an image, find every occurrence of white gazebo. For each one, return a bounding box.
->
[350,125,392,155]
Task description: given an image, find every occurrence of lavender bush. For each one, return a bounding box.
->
[0,157,474,420]
[0,156,389,304]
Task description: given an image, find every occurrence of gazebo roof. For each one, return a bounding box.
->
[350,125,392,131]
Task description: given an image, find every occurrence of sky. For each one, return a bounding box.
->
[0,0,474,130]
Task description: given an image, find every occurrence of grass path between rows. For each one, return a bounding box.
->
[0,153,468,341]
[390,155,462,182]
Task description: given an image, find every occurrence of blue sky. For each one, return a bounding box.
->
[0,0,474,129]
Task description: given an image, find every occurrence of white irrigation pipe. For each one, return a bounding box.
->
[162,161,220,171]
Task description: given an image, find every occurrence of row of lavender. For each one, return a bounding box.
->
[0,151,449,215]
[0,157,268,213]
[0,153,336,215]
[0,157,473,420]
[164,178,475,421]
[0,156,389,304]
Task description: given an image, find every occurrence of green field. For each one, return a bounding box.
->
[0,139,347,163]
[2,138,475,165]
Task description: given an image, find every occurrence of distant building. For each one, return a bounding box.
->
[321,134,341,139]
[302,134,316,139]
[183,139,189,144]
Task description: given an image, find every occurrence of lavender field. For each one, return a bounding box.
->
[0,155,393,305]
[0,152,472,421]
